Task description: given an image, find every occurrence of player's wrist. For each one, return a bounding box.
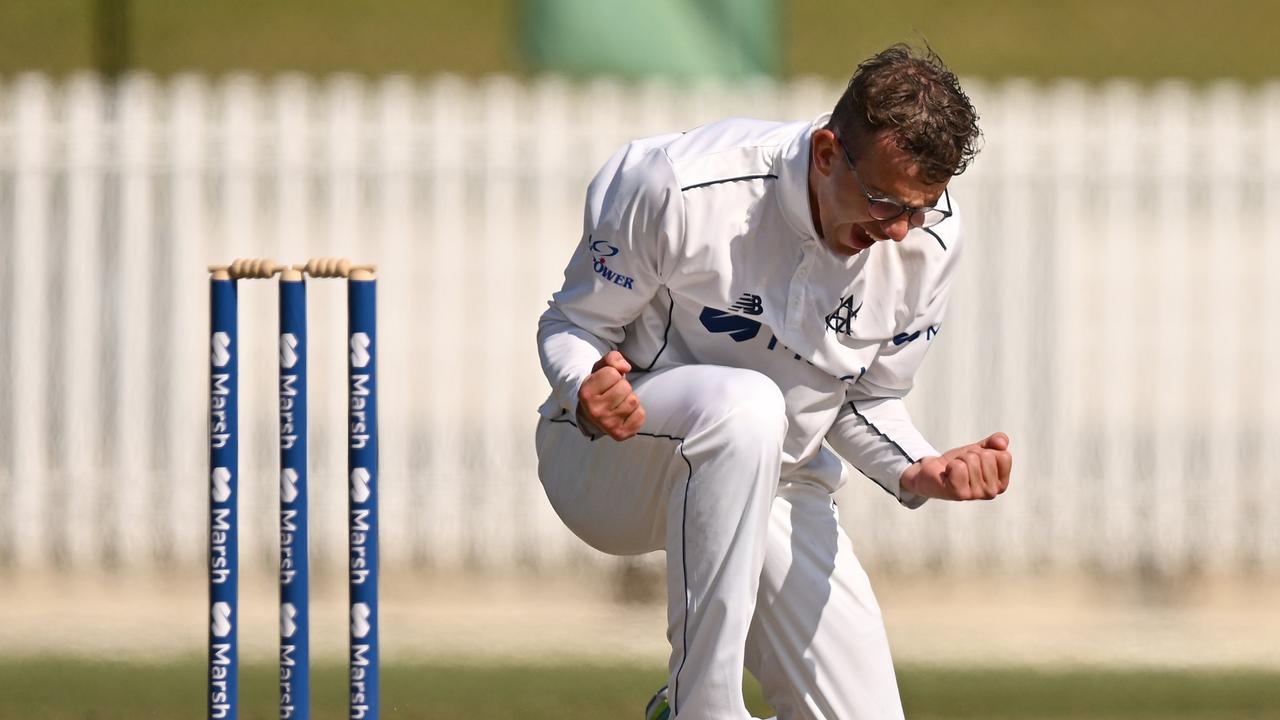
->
[575,403,601,435]
[899,461,921,495]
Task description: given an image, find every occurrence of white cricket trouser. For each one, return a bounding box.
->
[535,364,905,720]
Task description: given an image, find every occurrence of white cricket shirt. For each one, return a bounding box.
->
[537,115,964,507]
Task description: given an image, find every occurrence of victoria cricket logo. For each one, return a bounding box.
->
[211,331,231,367]
[280,333,299,369]
[350,333,371,368]
[826,296,862,336]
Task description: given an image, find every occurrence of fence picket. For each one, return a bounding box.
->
[7,74,53,568]
[61,74,107,570]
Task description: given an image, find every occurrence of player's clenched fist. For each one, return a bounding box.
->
[900,433,1013,501]
[576,351,646,441]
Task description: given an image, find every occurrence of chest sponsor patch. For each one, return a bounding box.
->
[699,307,761,342]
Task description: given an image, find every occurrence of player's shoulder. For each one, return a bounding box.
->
[587,132,685,204]
[658,117,807,193]
[591,117,807,209]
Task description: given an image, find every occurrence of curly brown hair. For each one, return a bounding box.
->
[828,44,981,184]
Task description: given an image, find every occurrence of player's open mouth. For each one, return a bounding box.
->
[848,225,876,253]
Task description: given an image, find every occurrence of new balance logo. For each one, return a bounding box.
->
[730,293,763,316]
[699,307,761,342]
[826,296,862,335]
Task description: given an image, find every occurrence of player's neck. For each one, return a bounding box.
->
[805,149,824,240]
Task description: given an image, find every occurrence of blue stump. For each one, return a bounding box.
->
[348,275,379,719]
[279,274,310,719]
[209,276,239,720]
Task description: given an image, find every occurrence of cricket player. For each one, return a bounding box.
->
[535,45,1012,720]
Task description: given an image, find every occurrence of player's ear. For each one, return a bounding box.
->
[812,128,839,176]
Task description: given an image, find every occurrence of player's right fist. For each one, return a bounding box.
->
[576,351,646,441]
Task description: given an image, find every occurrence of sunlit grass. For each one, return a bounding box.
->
[2,658,1278,719]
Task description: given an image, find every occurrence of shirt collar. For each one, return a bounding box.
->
[775,113,829,242]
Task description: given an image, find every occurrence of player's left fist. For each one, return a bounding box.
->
[900,432,1012,501]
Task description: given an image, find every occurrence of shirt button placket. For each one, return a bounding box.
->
[787,251,812,332]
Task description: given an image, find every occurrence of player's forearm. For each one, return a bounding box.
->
[826,396,937,508]
[537,306,612,417]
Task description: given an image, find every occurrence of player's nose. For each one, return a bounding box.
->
[879,216,911,242]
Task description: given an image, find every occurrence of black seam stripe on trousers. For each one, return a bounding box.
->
[547,415,694,713]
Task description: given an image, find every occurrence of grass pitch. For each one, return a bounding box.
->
[1,658,1277,719]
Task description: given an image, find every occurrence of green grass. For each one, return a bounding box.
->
[1,1,1278,81]
[900,666,1280,720]
[1,658,1278,719]
[0,658,760,719]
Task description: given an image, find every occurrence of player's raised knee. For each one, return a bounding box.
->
[689,368,787,445]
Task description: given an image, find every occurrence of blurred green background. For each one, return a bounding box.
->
[2,0,1278,81]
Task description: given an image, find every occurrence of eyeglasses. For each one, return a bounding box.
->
[836,138,951,229]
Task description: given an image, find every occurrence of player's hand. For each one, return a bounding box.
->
[899,433,1012,501]
[576,351,646,441]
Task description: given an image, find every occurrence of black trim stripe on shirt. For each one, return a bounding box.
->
[637,287,675,372]
[847,401,917,464]
[680,173,777,192]
[545,414,694,714]
[847,401,919,500]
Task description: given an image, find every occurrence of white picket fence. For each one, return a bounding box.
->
[1,72,1278,577]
